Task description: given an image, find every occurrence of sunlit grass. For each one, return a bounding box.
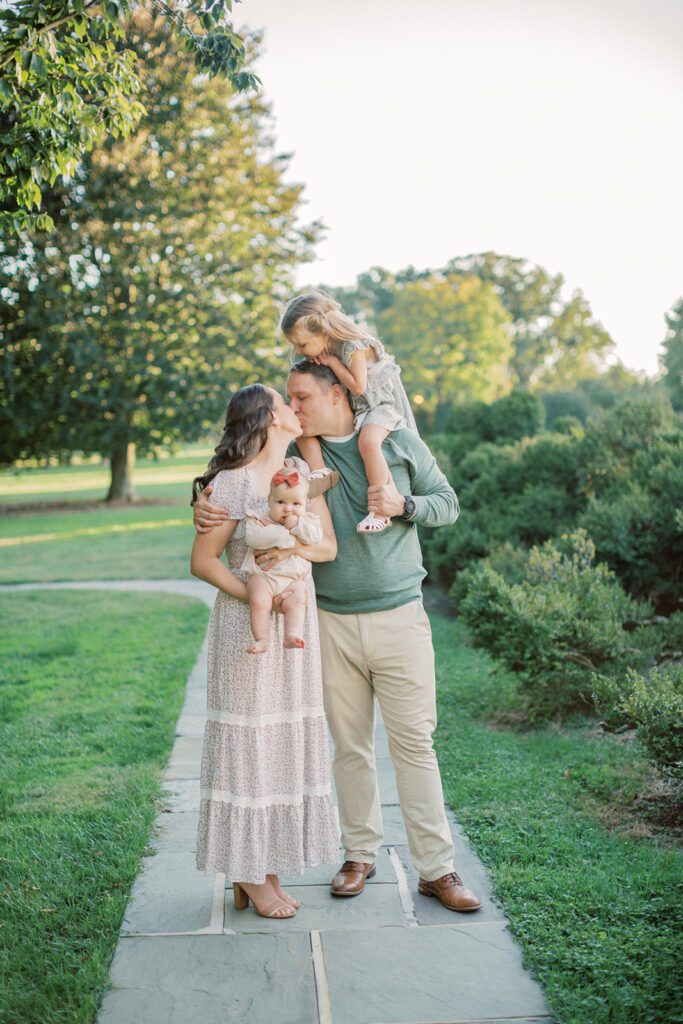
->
[433,612,682,1024]
[0,447,212,505]
[0,590,209,1024]
[0,505,197,583]
[1,517,187,547]
[0,450,214,581]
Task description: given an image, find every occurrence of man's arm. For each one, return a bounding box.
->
[367,433,459,528]
[407,436,460,528]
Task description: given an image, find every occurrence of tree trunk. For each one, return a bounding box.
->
[106,442,137,502]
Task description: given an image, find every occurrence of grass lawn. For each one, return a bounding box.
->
[431,608,682,1024]
[0,505,196,583]
[0,590,209,1024]
[0,449,212,583]
[0,447,211,506]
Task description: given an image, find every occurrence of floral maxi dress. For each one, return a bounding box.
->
[195,457,340,882]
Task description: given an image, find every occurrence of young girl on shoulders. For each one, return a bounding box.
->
[280,289,418,534]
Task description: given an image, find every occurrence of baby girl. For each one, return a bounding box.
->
[241,467,323,654]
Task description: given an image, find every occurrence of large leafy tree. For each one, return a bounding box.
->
[375,274,513,430]
[661,297,683,411]
[0,0,259,237]
[1,11,318,499]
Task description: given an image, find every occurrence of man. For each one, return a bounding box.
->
[194,360,481,911]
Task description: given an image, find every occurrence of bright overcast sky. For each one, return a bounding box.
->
[239,0,683,377]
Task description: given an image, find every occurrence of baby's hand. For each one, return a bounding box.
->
[283,513,299,530]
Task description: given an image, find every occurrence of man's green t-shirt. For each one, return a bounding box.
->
[289,429,459,615]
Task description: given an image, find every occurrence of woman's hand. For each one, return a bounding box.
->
[254,547,293,571]
[193,484,230,533]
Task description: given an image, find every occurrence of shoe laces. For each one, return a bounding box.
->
[442,871,463,887]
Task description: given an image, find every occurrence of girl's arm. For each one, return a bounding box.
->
[254,494,337,568]
[317,348,368,396]
[190,518,248,600]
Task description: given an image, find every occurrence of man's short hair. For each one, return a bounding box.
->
[288,358,345,393]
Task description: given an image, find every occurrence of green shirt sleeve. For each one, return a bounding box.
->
[402,433,460,528]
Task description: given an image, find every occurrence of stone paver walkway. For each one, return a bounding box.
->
[5,580,555,1024]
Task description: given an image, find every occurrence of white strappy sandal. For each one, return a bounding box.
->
[356,511,392,534]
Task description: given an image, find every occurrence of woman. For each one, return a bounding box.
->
[190,384,340,919]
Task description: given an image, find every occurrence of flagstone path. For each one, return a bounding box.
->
[4,580,556,1024]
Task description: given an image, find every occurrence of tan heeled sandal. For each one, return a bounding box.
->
[233,882,297,919]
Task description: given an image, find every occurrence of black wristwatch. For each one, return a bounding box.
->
[401,495,416,521]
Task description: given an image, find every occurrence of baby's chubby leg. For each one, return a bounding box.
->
[246,574,275,654]
[280,578,308,650]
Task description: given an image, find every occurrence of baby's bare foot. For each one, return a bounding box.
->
[283,636,305,649]
[246,639,268,654]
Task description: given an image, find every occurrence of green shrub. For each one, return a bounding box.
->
[423,434,583,587]
[424,393,683,616]
[445,391,544,446]
[457,530,650,718]
[450,541,529,605]
[426,519,492,592]
[542,389,593,426]
[483,391,545,443]
[577,393,675,496]
[591,665,683,777]
[550,414,583,435]
[579,436,683,612]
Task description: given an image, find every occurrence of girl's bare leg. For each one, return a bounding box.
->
[246,575,274,653]
[280,578,308,649]
[357,423,392,533]
[296,435,326,473]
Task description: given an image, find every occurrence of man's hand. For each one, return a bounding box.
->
[367,476,404,518]
[193,485,230,534]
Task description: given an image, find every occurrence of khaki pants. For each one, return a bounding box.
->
[317,599,455,882]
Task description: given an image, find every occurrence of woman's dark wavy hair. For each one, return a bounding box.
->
[191,384,274,505]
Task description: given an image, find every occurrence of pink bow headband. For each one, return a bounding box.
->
[271,470,302,488]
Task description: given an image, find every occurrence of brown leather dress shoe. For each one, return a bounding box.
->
[330,860,376,897]
[418,871,482,912]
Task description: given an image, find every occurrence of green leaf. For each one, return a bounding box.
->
[30,52,47,78]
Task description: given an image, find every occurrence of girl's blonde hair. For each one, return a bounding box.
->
[279,289,371,345]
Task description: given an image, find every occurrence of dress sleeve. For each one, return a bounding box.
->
[338,338,362,369]
[244,517,295,550]
[290,511,324,545]
[207,468,250,521]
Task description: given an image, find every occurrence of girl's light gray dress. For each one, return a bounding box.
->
[339,336,418,433]
[195,456,340,882]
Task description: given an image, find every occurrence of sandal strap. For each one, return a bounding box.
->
[256,897,296,918]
